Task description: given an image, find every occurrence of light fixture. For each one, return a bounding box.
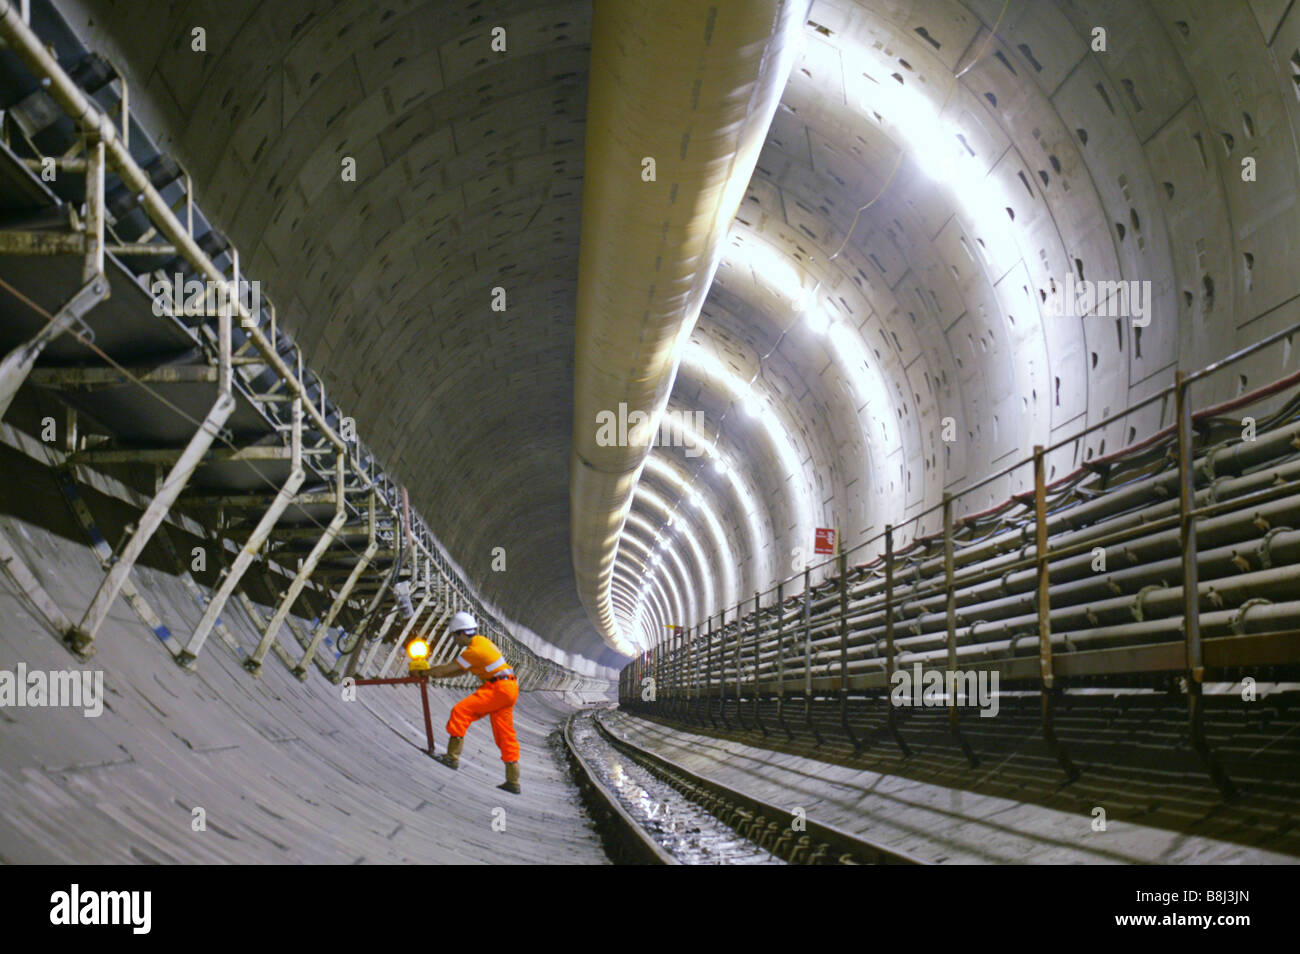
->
[804,303,831,334]
[406,637,431,672]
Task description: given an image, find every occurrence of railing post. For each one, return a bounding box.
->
[673,624,683,720]
[802,565,822,745]
[684,624,694,723]
[733,600,748,730]
[776,580,793,740]
[883,524,910,755]
[82,135,104,283]
[693,623,702,724]
[838,551,861,752]
[706,615,718,728]
[1035,447,1078,780]
[1176,372,1235,797]
[681,624,689,720]
[944,493,979,767]
[655,631,663,713]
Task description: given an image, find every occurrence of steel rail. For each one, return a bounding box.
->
[591,712,927,865]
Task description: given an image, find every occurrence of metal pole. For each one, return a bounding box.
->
[883,524,909,756]
[68,309,236,654]
[734,600,747,730]
[690,623,700,724]
[715,609,728,727]
[418,676,435,756]
[357,610,399,677]
[944,493,978,767]
[179,398,305,667]
[680,624,689,720]
[82,136,104,282]
[1035,447,1078,780]
[247,452,349,673]
[802,565,821,745]
[1177,372,1234,797]
[295,490,379,677]
[838,551,860,751]
[0,278,108,421]
[776,580,792,740]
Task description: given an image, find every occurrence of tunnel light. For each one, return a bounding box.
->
[661,374,792,594]
[630,490,717,623]
[636,478,732,615]
[856,68,1017,272]
[729,235,807,306]
[804,303,832,335]
[652,423,768,586]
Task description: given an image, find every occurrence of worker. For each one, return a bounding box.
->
[426,611,521,794]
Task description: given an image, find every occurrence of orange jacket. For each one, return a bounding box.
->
[455,635,515,682]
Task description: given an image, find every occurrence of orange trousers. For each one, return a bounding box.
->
[446,678,520,762]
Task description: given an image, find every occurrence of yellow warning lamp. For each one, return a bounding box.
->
[407,637,431,672]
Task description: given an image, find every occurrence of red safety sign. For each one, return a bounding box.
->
[815,527,836,554]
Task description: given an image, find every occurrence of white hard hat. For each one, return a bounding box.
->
[448,611,478,635]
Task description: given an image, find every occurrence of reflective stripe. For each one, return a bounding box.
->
[456,653,471,670]
[484,656,507,673]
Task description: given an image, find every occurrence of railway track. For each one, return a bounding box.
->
[561,707,926,865]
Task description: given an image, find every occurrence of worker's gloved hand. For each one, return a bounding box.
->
[394,580,415,621]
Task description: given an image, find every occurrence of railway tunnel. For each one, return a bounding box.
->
[0,0,1299,879]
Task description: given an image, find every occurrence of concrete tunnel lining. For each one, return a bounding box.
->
[1,0,1299,871]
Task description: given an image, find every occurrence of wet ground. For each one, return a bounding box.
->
[567,711,783,865]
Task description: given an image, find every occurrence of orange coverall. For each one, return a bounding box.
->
[446,634,519,762]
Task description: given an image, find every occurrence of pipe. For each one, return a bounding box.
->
[570,0,807,652]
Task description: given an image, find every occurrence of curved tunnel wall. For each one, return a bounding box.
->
[56,0,623,670]
[41,0,1300,660]
[616,0,1300,648]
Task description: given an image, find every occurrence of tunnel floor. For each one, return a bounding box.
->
[605,712,1297,864]
[0,466,610,864]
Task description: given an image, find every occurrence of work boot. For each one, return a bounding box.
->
[434,736,463,769]
[497,761,521,795]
